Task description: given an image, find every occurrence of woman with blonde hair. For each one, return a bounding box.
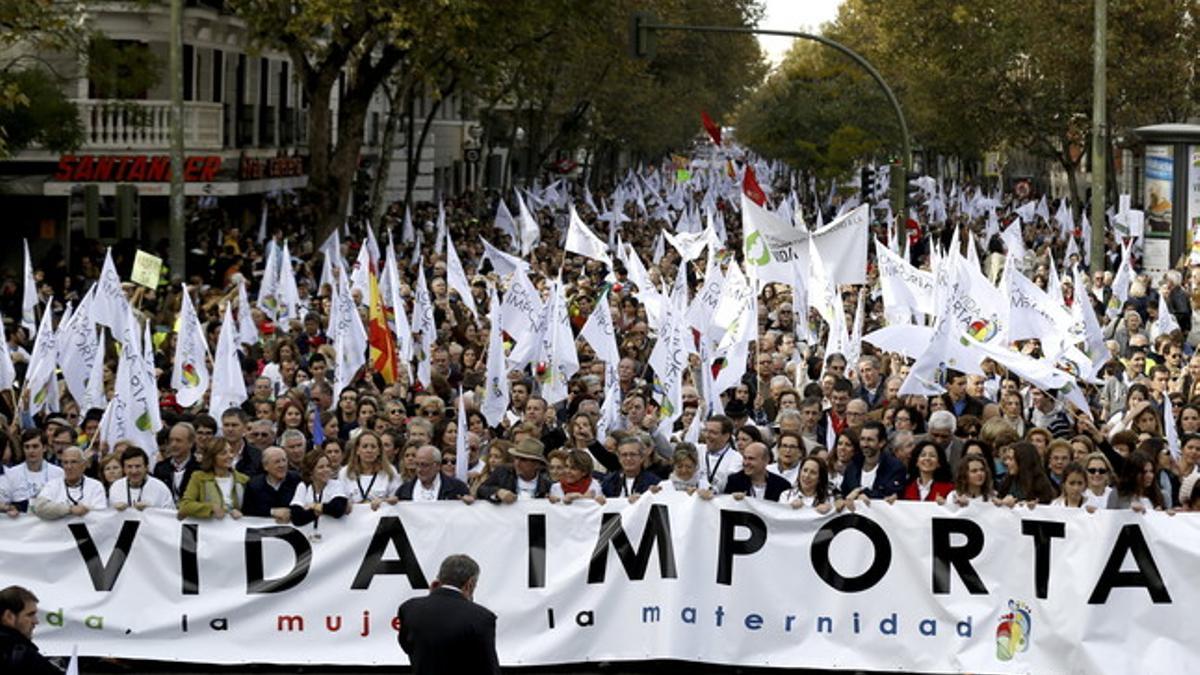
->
[338,429,399,509]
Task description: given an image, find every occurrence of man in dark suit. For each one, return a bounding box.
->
[154,421,201,502]
[840,421,907,499]
[221,408,264,477]
[600,435,662,498]
[723,442,791,501]
[397,554,500,675]
[478,439,552,502]
[396,446,470,501]
[241,447,301,520]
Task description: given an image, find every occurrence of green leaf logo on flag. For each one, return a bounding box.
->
[744,231,770,266]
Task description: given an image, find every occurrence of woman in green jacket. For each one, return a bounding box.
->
[177,438,249,519]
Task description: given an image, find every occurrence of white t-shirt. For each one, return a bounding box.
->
[1084,486,1112,510]
[777,488,832,507]
[860,465,879,492]
[702,446,743,493]
[412,475,442,502]
[340,467,399,502]
[657,474,711,493]
[515,476,539,499]
[944,489,990,504]
[291,478,348,507]
[215,475,236,509]
[35,476,108,511]
[767,462,799,486]
[108,476,176,510]
[3,462,64,504]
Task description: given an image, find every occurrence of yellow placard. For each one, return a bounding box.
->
[131,249,163,289]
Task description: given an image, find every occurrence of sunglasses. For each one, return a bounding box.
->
[441,458,455,465]
[1087,468,1108,475]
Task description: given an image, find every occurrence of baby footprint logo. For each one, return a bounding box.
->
[995,600,1032,661]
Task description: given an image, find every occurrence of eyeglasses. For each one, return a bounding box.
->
[441,458,455,465]
[1087,468,1108,475]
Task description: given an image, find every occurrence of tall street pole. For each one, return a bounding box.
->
[1089,0,1107,274]
[169,0,186,281]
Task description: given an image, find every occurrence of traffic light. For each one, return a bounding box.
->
[629,12,658,60]
[861,166,876,202]
[906,171,926,207]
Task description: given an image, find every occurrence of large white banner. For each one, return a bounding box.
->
[0,493,1193,672]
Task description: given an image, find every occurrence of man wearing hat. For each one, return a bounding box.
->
[477,438,552,503]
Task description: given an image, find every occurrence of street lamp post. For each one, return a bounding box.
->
[169,0,186,281]
[1089,0,1107,274]
[630,14,913,216]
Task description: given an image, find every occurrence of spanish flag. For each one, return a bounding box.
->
[367,265,399,384]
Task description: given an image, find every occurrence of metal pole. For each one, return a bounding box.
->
[169,0,186,281]
[1089,0,1107,274]
[641,23,912,215]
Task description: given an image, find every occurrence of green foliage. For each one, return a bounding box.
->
[738,0,1200,190]
[87,36,162,100]
[0,68,83,153]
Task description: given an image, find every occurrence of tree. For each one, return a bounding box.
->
[0,0,90,156]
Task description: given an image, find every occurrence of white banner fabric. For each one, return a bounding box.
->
[0,494,1191,673]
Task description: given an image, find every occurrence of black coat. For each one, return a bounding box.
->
[396,475,470,501]
[397,587,500,675]
[600,469,662,497]
[477,466,552,502]
[234,442,265,477]
[241,471,302,517]
[723,470,793,502]
[0,625,61,675]
[152,455,201,502]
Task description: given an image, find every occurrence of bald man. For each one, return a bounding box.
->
[32,447,107,519]
[242,446,301,522]
[395,446,470,502]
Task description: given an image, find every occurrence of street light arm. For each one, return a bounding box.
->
[640,21,912,213]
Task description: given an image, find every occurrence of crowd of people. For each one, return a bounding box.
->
[0,149,1197,538]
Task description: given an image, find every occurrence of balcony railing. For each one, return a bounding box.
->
[73,99,224,150]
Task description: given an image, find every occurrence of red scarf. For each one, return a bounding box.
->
[560,476,593,495]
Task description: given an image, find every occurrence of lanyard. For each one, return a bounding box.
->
[64,481,84,506]
[126,481,144,505]
[357,473,378,501]
[705,447,729,483]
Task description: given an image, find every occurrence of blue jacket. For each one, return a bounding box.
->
[840,453,907,499]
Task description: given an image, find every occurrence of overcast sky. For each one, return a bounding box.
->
[757,0,845,67]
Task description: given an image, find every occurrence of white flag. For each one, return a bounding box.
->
[82,331,107,413]
[480,236,529,277]
[58,288,97,407]
[93,248,130,337]
[275,240,303,328]
[331,266,367,402]
[480,285,510,427]
[445,229,478,317]
[580,289,621,365]
[172,285,211,408]
[24,298,59,416]
[236,279,259,347]
[1153,291,1181,339]
[515,189,540,256]
[384,230,413,365]
[209,303,247,420]
[1165,392,1181,462]
[566,204,613,267]
[257,239,282,319]
[21,239,37,338]
[0,311,15,391]
[455,387,469,483]
[538,280,578,406]
[411,262,436,389]
[494,198,518,246]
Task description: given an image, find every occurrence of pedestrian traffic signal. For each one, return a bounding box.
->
[861,167,876,202]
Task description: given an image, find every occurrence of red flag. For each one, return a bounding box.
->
[700,110,722,147]
[367,265,399,384]
[743,165,766,207]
